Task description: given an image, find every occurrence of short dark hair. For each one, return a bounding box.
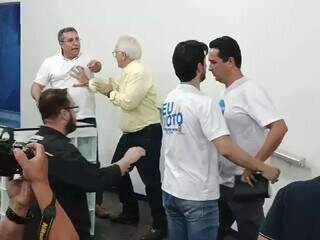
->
[58,27,78,43]
[38,89,70,121]
[209,36,242,68]
[172,40,208,82]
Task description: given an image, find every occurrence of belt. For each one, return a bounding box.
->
[124,123,161,135]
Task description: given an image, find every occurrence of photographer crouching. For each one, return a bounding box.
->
[0,143,79,240]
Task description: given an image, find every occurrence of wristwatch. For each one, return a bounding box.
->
[6,207,33,224]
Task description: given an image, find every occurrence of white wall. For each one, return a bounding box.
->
[20,0,320,197]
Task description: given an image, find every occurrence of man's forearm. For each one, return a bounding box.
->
[0,217,25,240]
[255,120,288,162]
[100,164,122,188]
[214,136,268,172]
[31,181,53,211]
[31,83,44,101]
[0,194,31,240]
[31,181,79,240]
[222,141,265,171]
[216,137,280,182]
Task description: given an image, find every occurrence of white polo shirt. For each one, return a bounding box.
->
[162,84,229,201]
[219,77,282,188]
[34,53,95,120]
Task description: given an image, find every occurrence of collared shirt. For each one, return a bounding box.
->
[109,60,160,133]
[34,53,95,120]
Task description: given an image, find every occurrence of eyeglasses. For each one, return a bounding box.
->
[64,106,79,113]
[112,51,124,57]
[62,37,82,44]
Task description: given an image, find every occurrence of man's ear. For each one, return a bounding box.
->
[228,57,236,66]
[60,109,69,120]
[197,62,205,74]
[122,52,128,62]
[59,40,64,48]
[197,63,203,73]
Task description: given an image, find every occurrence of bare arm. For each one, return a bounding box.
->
[242,119,287,185]
[31,182,79,240]
[14,144,79,240]
[0,181,31,240]
[0,215,25,240]
[212,135,280,181]
[255,119,288,162]
[31,82,45,102]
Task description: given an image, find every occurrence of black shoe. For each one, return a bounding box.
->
[109,212,139,225]
[140,227,167,240]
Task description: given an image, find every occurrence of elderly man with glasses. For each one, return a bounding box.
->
[30,27,109,219]
[75,35,167,240]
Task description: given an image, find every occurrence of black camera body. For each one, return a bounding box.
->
[0,126,34,177]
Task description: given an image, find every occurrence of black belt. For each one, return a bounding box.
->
[124,123,161,135]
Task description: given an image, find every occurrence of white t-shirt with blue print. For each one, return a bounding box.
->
[219,77,282,188]
[161,84,229,201]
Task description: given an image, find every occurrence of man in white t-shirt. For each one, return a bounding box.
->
[162,40,281,240]
[208,36,288,240]
[30,27,108,218]
[31,27,101,121]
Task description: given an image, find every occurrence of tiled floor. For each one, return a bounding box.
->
[94,191,237,240]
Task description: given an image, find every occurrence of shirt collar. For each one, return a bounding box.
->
[177,83,201,93]
[123,60,139,74]
[59,52,82,61]
[39,125,70,141]
[225,76,248,93]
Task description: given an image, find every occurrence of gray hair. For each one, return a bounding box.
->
[115,35,142,60]
[58,27,78,43]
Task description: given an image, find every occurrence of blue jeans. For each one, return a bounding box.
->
[163,191,219,240]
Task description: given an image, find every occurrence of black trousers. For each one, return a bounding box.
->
[218,185,265,240]
[111,123,166,228]
[77,117,103,205]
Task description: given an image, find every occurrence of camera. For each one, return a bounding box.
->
[0,126,34,177]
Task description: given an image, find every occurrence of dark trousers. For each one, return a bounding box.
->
[218,185,265,240]
[77,117,103,205]
[111,123,166,229]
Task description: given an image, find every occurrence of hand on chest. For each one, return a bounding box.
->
[49,61,90,86]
